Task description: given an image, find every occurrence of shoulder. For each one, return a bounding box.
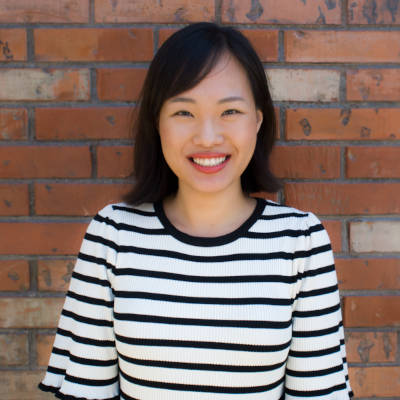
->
[95,201,156,220]
[257,197,323,232]
[90,201,159,233]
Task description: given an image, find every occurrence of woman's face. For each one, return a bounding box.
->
[158,52,263,200]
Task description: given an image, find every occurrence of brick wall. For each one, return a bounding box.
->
[0,0,399,398]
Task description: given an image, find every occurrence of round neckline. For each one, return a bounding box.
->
[154,197,266,247]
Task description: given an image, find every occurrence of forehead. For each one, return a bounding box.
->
[167,53,254,103]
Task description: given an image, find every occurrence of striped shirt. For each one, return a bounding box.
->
[39,197,353,399]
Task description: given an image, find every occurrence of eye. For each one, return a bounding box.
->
[173,110,193,117]
[222,109,241,116]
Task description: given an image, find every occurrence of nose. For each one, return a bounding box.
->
[192,118,223,147]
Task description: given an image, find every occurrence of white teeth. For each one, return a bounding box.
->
[192,156,227,167]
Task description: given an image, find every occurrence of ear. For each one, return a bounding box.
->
[256,109,263,133]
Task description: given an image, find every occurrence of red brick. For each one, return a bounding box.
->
[95,0,214,23]
[0,69,89,101]
[35,183,131,216]
[0,260,29,291]
[0,29,26,61]
[36,333,55,367]
[0,222,87,255]
[35,28,153,62]
[0,108,28,140]
[97,145,134,178]
[321,220,341,253]
[0,0,89,23]
[0,298,64,328]
[349,367,400,397]
[286,108,400,141]
[285,183,400,215]
[158,28,178,47]
[285,31,400,62]
[345,331,397,363]
[97,68,147,101]
[38,259,74,292]
[347,69,400,101]
[159,28,279,62]
[348,0,400,24]
[0,146,91,178]
[270,146,340,179]
[0,333,28,366]
[346,146,400,178]
[0,184,29,216]
[344,296,400,327]
[36,107,133,140]
[221,0,341,24]
[239,30,279,62]
[337,258,400,290]
[0,371,55,399]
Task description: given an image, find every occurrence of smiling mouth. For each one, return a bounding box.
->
[190,155,230,167]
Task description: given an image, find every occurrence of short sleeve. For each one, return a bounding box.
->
[39,204,120,400]
[285,212,353,399]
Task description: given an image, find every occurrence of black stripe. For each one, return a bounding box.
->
[52,346,117,367]
[67,290,113,307]
[84,232,119,251]
[293,302,341,318]
[285,382,347,397]
[286,363,344,377]
[120,368,285,394]
[57,327,115,347]
[289,344,341,358]
[113,290,293,306]
[118,351,286,372]
[85,231,331,262]
[77,251,115,272]
[72,270,110,287]
[65,373,118,386]
[244,227,322,239]
[293,322,340,338]
[38,383,120,400]
[114,312,292,329]
[114,267,298,283]
[95,213,165,235]
[52,347,70,357]
[258,212,308,220]
[120,389,140,400]
[115,334,291,352]
[113,263,334,286]
[303,263,335,278]
[297,283,338,298]
[47,366,66,375]
[111,205,156,216]
[62,309,113,327]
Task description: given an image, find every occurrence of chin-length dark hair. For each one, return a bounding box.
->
[122,22,281,206]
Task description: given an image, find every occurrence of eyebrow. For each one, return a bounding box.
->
[168,96,246,104]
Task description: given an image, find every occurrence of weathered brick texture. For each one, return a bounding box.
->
[95,0,215,23]
[221,0,342,24]
[0,29,26,61]
[0,0,89,23]
[1,1,399,398]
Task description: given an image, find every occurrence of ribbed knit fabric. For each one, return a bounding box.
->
[39,197,353,399]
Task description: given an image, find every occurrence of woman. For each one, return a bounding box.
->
[39,22,353,399]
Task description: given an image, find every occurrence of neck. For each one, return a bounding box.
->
[163,185,257,237]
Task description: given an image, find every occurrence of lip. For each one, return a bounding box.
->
[188,152,229,159]
[188,154,231,174]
